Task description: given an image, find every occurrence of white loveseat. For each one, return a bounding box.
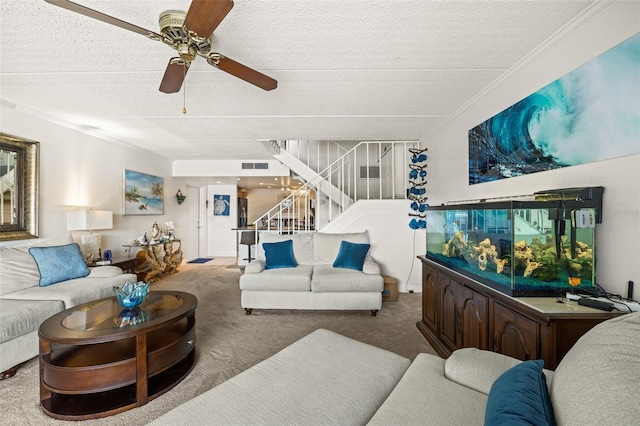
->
[239,231,384,315]
[0,233,137,378]
[151,312,640,425]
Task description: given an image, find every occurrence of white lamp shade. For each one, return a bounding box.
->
[67,210,113,231]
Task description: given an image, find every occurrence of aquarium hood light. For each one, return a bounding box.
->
[534,186,604,223]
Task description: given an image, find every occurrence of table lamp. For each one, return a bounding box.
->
[67,210,113,261]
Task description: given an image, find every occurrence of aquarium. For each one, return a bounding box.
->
[425,201,598,296]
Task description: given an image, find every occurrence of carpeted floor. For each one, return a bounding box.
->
[0,262,436,425]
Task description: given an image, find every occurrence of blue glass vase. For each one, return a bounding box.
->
[113,281,149,309]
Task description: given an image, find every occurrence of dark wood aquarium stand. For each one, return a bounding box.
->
[38,291,197,420]
[417,256,621,369]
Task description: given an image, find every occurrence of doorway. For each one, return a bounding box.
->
[185,185,206,261]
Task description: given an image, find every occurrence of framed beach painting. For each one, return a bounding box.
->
[123,169,164,215]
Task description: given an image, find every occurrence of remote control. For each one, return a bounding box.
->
[578,298,613,311]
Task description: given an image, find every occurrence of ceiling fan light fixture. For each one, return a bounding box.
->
[177,43,196,62]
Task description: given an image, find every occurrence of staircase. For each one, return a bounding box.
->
[254,140,419,233]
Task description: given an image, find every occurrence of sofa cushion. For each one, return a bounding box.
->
[368,353,488,426]
[241,290,382,311]
[263,240,297,269]
[257,232,314,265]
[0,299,64,343]
[0,233,73,296]
[1,273,136,309]
[314,231,370,265]
[29,243,90,286]
[333,241,371,271]
[311,265,383,293]
[445,347,522,395]
[240,265,313,292]
[362,257,382,275]
[551,312,640,425]
[484,359,555,426]
[244,259,265,274]
[88,265,128,278]
[149,329,411,426]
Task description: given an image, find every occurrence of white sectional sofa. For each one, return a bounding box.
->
[151,312,640,425]
[0,233,137,378]
[239,231,384,315]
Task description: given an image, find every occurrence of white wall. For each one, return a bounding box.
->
[245,187,287,224]
[423,1,640,297]
[173,159,290,177]
[321,200,425,293]
[0,105,189,261]
[206,184,238,257]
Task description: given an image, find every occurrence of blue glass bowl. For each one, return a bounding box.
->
[114,281,149,309]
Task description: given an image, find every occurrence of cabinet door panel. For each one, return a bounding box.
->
[418,257,620,369]
[422,265,438,333]
[494,303,539,361]
[439,275,458,352]
[459,286,489,350]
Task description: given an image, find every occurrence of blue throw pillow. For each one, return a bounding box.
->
[263,240,297,269]
[485,359,556,426]
[332,240,371,271]
[29,243,90,286]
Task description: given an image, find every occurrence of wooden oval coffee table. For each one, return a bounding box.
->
[38,291,197,420]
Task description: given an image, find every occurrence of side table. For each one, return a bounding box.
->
[382,275,399,302]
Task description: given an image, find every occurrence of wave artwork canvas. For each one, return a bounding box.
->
[123,169,164,215]
[469,33,640,185]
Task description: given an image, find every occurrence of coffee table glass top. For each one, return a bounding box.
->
[61,292,184,331]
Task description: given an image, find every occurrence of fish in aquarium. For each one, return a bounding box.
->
[440,232,593,283]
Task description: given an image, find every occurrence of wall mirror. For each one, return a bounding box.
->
[0,133,39,241]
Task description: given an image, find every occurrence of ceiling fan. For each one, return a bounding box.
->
[44,0,277,92]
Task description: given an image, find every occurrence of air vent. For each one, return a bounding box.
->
[241,162,269,170]
[359,166,380,179]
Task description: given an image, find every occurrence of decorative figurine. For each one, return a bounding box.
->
[150,222,160,243]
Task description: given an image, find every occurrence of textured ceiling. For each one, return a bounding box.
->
[1,0,595,162]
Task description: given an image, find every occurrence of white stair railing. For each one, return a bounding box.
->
[255,140,418,234]
[282,140,349,173]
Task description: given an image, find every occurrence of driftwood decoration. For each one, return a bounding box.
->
[135,240,182,283]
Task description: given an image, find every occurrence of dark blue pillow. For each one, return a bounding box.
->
[263,240,297,269]
[29,243,90,286]
[484,359,556,426]
[332,240,371,271]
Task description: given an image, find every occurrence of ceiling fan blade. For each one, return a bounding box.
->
[159,59,190,93]
[184,0,234,39]
[209,55,277,91]
[44,0,162,40]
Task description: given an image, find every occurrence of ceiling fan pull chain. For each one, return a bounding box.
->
[182,63,187,115]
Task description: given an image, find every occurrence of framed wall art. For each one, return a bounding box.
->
[469,33,640,185]
[213,194,230,216]
[123,169,164,215]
